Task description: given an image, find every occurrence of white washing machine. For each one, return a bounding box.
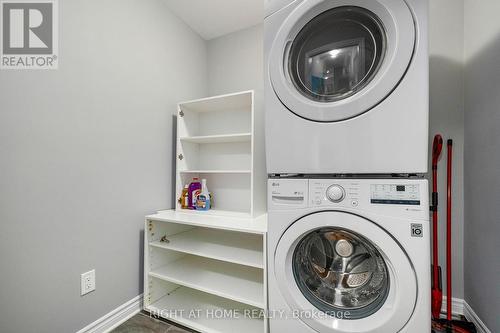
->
[267,178,430,333]
[265,0,429,174]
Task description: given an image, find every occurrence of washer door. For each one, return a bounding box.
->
[269,0,415,122]
[274,211,417,333]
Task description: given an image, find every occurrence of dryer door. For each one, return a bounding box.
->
[269,0,416,122]
[274,211,417,333]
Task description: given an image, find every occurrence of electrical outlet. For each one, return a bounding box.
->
[81,270,96,296]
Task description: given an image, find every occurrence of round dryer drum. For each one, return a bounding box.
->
[274,211,417,333]
[269,0,416,122]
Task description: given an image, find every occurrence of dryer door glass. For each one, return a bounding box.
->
[293,228,389,319]
[288,6,386,103]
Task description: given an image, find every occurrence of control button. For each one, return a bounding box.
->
[326,185,345,203]
[351,200,359,207]
[315,199,322,205]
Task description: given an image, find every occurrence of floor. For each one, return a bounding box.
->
[112,313,195,333]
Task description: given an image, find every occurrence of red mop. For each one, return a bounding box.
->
[432,139,477,333]
[431,134,444,320]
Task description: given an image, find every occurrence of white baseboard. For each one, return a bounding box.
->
[76,294,143,333]
[438,296,492,333]
[440,296,465,316]
[463,301,492,333]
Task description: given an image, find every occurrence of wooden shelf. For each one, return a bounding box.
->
[180,133,252,144]
[147,210,267,234]
[150,228,264,269]
[149,256,264,309]
[147,286,263,333]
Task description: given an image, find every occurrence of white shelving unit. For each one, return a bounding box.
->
[176,90,266,217]
[144,212,268,333]
[143,91,267,333]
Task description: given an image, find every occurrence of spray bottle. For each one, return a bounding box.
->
[195,179,211,211]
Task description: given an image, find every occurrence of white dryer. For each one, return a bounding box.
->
[267,178,430,333]
[265,0,429,174]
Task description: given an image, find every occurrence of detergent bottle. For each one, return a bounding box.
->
[187,178,201,209]
[195,179,211,211]
[178,185,189,209]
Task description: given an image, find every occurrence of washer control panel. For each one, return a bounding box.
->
[310,181,361,208]
[268,179,428,220]
[269,179,308,208]
[370,184,421,205]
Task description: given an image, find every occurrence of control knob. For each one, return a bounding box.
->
[326,185,346,203]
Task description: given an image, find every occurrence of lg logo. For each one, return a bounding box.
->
[1,0,58,69]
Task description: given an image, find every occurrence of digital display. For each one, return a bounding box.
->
[371,184,420,205]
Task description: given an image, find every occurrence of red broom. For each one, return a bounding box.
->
[431,134,443,319]
[446,139,453,320]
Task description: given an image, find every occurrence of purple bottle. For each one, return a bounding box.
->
[187,178,201,210]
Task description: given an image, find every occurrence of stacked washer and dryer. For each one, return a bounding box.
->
[265,1,430,333]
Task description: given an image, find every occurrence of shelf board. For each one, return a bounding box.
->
[179,91,252,113]
[149,256,264,309]
[147,210,267,234]
[175,209,251,219]
[180,133,252,144]
[147,286,264,333]
[179,170,251,174]
[150,228,263,269]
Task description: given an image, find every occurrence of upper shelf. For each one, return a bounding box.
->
[147,210,267,234]
[179,170,251,174]
[178,91,253,113]
[150,227,264,269]
[180,133,252,144]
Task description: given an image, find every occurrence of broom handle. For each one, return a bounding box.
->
[446,140,453,320]
[432,166,439,289]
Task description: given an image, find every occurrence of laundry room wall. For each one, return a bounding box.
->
[207,24,264,96]
[463,0,500,331]
[428,0,465,299]
[207,24,267,214]
[0,1,207,332]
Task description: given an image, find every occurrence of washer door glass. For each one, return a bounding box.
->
[288,6,387,103]
[293,228,389,319]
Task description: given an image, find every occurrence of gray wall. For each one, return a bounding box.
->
[207,24,264,96]
[464,0,500,331]
[207,24,267,216]
[0,1,207,332]
[428,0,465,299]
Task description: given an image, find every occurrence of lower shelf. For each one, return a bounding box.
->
[147,287,264,333]
[149,256,264,309]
